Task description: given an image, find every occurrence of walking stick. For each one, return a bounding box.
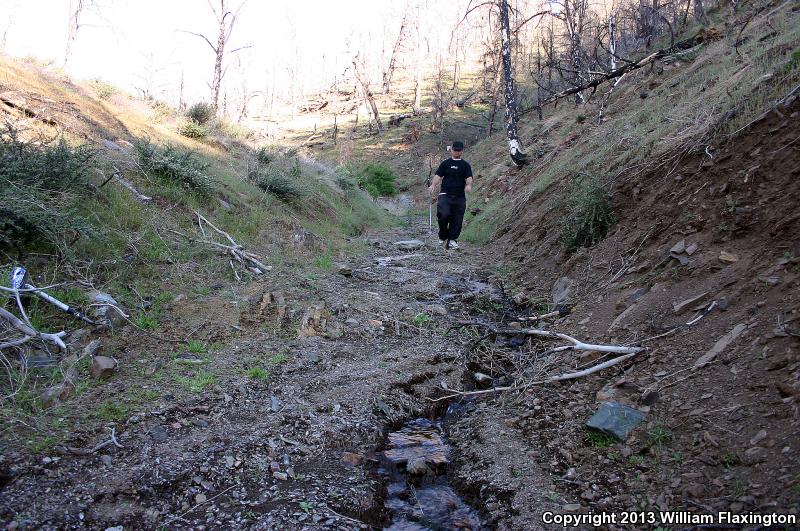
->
[426,156,433,237]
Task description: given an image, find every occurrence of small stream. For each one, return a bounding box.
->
[379,414,484,530]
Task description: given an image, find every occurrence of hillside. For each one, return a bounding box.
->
[1,2,799,530]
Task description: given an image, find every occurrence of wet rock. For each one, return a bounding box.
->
[552,277,574,306]
[406,458,431,475]
[394,240,425,251]
[90,356,117,380]
[586,402,646,441]
[719,251,739,264]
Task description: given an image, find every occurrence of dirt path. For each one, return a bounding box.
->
[0,214,557,530]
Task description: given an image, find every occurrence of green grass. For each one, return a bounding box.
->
[314,254,334,270]
[584,430,616,448]
[186,340,208,354]
[94,401,130,422]
[559,175,614,253]
[247,367,270,380]
[412,313,431,326]
[269,352,289,365]
[647,422,672,449]
[176,371,215,392]
[461,198,503,245]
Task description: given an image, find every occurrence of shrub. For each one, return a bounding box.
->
[255,146,277,165]
[334,166,357,191]
[250,167,307,202]
[0,125,96,249]
[91,79,116,100]
[559,175,614,252]
[134,138,215,197]
[356,162,397,198]
[186,102,215,125]
[179,121,209,139]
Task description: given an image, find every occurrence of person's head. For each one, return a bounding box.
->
[451,140,464,159]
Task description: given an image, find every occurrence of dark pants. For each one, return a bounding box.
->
[437,194,466,241]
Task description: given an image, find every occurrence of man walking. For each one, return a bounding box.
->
[427,141,473,250]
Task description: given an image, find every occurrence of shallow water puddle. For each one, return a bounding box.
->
[380,418,484,530]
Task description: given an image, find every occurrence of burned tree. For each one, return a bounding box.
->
[499,0,528,165]
[183,0,251,111]
[352,55,383,133]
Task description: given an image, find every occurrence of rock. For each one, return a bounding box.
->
[640,390,659,406]
[100,455,112,467]
[685,243,699,256]
[149,426,168,443]
[341,452,364,467]
[218,198,232,211]
[670,240,686,254]
[88,291,126,328]
[298,302,326,338]
[195,493,207,504]
[473,372,492,383]
[273,472,288,481]
[552,277,575,306]
[336,264,353,276]
[670,253,690,266]
[225,456,235,468]
[562,504,581,512]
[425,304,448,316]
[586,402,646,441]
[345,317,359,326]
[90,356,117,380]
[270,396,280,413]
[693,323,747,369]
[672,292,709,314]
[749,430,767,446]
[104,527,123,531]
[393,240,425,251]
[40,382,74,406]
[367,319,383,328]
[719,251,739,264]
[406,458,431,475]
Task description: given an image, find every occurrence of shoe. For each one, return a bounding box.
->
[448,240,460,250]
[438,239,445,245]
[443,239,450,250]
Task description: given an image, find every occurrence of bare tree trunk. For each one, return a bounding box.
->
[64,0,87,66]
[499,0,528,165]
[383,9,409,94]
[352,57,382,133]
[694,0,708,24]
[609,14,617,71]
[212,3,226,109]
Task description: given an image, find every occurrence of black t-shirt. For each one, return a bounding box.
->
[436,157,473,198]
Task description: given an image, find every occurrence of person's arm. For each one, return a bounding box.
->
[465,176,473,193]
[427,174,443,197]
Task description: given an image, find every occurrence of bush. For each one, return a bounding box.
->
[356,162,397,198]
[255,146,277,165]
[0,125,96,249]
[559,175,614,252]
[90,79,116,100]
[134,138,215,197]
[250,167,307,202]
[179,121,209,139]
[335,166,357,191]
[186,102,215,125]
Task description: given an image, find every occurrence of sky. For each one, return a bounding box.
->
[0,0,412,107]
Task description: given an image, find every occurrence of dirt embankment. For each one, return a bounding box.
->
[468,90,800,523]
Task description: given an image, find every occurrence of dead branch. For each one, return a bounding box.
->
[0,307,67,350]
[461,322,642,355]
[56,427,123,455]
[429,351,641,401]
[169,211,272,279]
[522,31,707,116]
